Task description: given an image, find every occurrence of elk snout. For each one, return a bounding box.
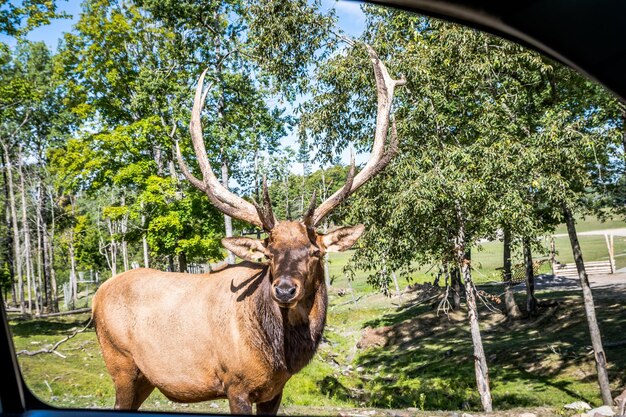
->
[272,278,300,305]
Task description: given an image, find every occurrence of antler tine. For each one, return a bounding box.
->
[311,149,356,226]
[302,189,318,228]
[175,140,208,193]
[311,43,405,227]
[178,67,264,229]
[252,175,276,232]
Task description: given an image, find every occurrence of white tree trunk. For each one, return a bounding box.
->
[3,143,24,313]
[142,209,149,268]
[455,203,492,412]
[47,189,58,312]
[69,198,78,307]
[120,196,129,272]
[69,237,78,308]
[35,207,43,314]
[461,255,493,412]
[121,237,129,272]
[18,147,36,314]
[391,271,402,300]
[105,218,118,277]
[143,234,149,268]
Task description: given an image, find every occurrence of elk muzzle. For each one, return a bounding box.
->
[272,277,301,306]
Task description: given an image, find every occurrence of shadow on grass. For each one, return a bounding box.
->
[318,376,353,402]
[353,285,626,411]
[9,314,93,338]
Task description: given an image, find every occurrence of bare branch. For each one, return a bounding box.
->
[437,285,453,317]
[16,318,92,358]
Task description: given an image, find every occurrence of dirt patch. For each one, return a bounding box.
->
[357,326,390,349]
[357,309,466,349]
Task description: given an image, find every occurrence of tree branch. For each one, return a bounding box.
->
[16,318,93,358]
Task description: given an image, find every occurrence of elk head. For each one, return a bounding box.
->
[219,181,366,307]
[176,44,405,308]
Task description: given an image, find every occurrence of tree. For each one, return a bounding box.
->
[56,0,333,268]
[301,7,621,409]
[0,0,66,36]
[0,40,74,313]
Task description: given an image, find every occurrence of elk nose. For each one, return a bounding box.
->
[274,280,297,302]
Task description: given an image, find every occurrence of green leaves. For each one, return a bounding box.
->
[298,10,622,290]
[246,0,336,99]
[145,187,224,262]
[0,0,68,36]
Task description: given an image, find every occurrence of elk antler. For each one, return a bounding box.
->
[175,68,267,230]
[302,189,317,228]
[309,43,406,227]
[252,175,277,231]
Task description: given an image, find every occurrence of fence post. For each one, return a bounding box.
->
[609,234,615,273]
[604,233,615,274]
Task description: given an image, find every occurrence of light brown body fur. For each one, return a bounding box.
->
[92,222,350,414]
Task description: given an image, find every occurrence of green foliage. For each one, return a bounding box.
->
[0,261,11,292]
[301,11,622,290]
[4,3,626,416]
[73,214,107,271]
[246,0,336,99]
[45,0,335,272]
[0,0,67,36]
[141,176,224,263]
[258,154,353,224]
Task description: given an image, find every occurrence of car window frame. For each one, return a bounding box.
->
[1,0,624,416]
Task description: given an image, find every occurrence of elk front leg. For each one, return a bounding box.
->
[256,391,283,415]
[227,391,253,415]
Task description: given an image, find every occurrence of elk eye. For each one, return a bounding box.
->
[311,248,322,257]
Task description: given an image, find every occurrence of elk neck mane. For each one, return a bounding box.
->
[240,264,327,375]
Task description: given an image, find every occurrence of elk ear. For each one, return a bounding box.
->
[221,237,267,263]
[320,224,365,253]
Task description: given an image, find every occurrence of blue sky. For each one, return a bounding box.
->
[0,0,80,50]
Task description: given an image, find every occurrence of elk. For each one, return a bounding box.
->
[91,44,405,414]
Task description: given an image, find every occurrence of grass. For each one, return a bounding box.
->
[552,214,626,235]
[12,283,625,415]
[8,215,626,415]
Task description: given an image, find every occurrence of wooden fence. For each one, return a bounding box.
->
[552,259,615,279]
[551,233,616,279]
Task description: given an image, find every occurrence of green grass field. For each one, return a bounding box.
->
[552,215,626,235]
[7,215,626,415]
[10,283,626,415]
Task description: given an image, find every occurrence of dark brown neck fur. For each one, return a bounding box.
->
[243,266,327,374]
